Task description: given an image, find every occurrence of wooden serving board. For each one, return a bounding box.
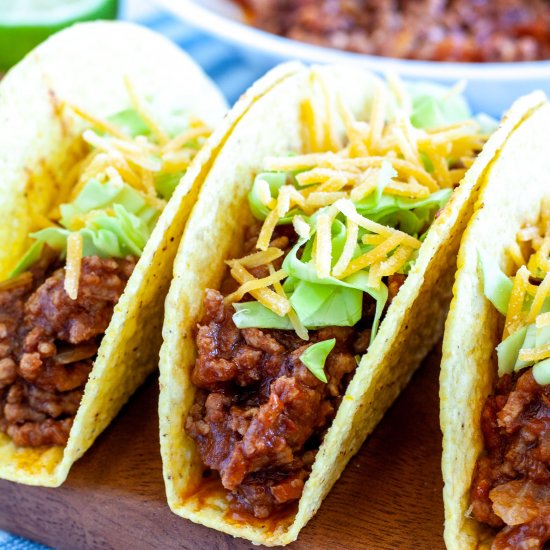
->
[0,345,445,550]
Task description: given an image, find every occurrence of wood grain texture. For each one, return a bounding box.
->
[0,345,444,550]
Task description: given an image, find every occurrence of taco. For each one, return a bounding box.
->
[159,63,543,545]
[0,20,232,486]
[441,100,550,548]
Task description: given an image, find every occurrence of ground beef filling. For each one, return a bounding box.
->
[239,0,550,62]
[470,368,550,549]
[186,227,407,518]
[0,253,136,447]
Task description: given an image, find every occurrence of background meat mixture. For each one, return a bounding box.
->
[239,0,550,62]
[0,250,136,447]
[186,226,406,519]
[470,368,550,549]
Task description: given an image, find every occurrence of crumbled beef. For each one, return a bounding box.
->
[470,368,550,549]
[187,220,409,518]
[0,254,136,447]
[239,0,550,62]
[187,289,364,518]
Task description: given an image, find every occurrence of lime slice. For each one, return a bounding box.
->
[0,0,119,71]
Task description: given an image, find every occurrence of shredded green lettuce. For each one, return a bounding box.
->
[408,82,472,130]
[155,171,185,201]
[514,324,537,372]
[249,172,299,223]
[299,338,336,383]
[478,249,513,316]
[8,241,45,279]
[496,326,527,376]
[356,188,451,236]
[290,281,363,327]
[108,108,150,138]
[10,178,160,276]
[533,357,550,385]
[232,301,294,330]
[233,82,480,348]
[283,238,388,339]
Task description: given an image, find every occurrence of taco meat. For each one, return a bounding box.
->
[0,252,136,447]
[186,226,406,518]
[470,368,550,549]
[239,0,550,62]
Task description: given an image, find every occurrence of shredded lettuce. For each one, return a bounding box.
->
[10,179,159,274]
[299,338,336,383]
[233,82,480,345]
[249,172,299,223]
[356,188,451,236]
[533,357,550,385]
[478,249,513,316]
[290,281,363,327]
[233,301,294,330]
[514,324,537,372]
[496,326,527,376]
[408,82,472,130]
[155,171,185,200]
[283,238,388,338]
[108,108,150,138]
[233,236,388,339]
[8,241,45,279]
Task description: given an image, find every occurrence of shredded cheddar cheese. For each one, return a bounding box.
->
[65,233,83,300]
[221,72,484,336]
[226,261,291,317]
[501,201,550,371]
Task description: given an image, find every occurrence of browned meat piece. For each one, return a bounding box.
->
[6,418,73,447]
[3,380,81,422]
[239,0,550,62]
[25,256,135,344]
[232,470,307,519]
[0,254,136,447]
[0,358,17,390]
[186,289,361,518]
[471,368,550,548]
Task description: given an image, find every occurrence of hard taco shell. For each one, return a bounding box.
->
[0,20,233,486]
[159,63,545,545]
[441,99,550,548]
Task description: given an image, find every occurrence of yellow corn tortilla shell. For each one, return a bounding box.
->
[159,62,545,545]
[441,100,550,548]
[0,20,232,486]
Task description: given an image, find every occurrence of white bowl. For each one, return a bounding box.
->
[155,0,550,116]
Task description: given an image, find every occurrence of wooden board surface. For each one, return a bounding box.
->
[0,345,444,550]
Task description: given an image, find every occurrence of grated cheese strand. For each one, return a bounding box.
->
[256,209,280,251]
[368,82,386,151]
[506,241,525,269]
[65,233,83,300]
[378,245,414,277]
[339,233,405,279]
[504,265,530,338]
[314,213,335,279]
[332,218,359,277]
[536,312,550,328]
[225,268,288,304]
[518,344,550,363]
[526,271,550,323]
[293,215,311,240]
[234,248,284,269]
[65,103,127,139]
[226,263,290,317]
[124,76,169,145]
[269,264,309,341]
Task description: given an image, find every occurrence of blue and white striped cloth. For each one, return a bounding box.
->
[0,1,270,548]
